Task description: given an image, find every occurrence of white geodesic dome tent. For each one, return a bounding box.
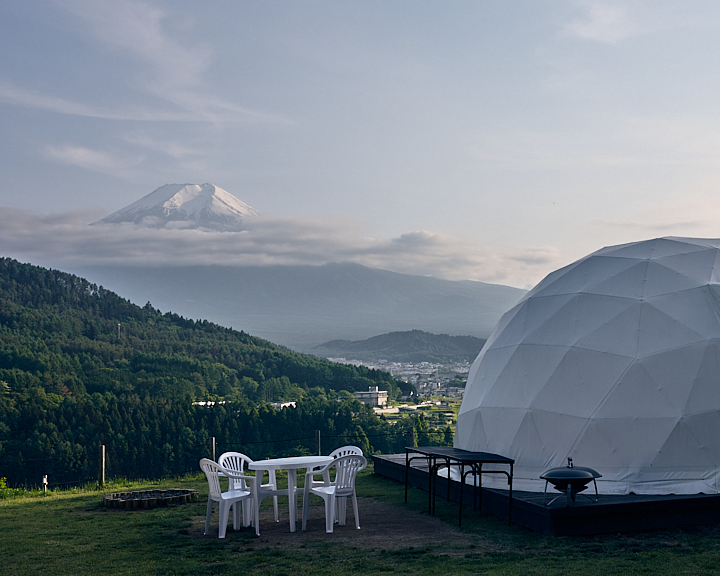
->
[455,237,720,494]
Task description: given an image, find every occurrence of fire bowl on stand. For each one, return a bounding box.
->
[540,459,601,507]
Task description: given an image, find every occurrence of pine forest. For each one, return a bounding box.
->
[0,258,452,488]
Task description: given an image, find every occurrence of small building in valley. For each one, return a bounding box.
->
[354,386,388,407]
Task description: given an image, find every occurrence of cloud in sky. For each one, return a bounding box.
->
[44,144,142,174]
[4,1,720,290]
[58,0,211,90]
[0,208,561,289]
[563,1,639,44]
[2,0,284,124]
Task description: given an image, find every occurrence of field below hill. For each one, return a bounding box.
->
[4,468,720,576]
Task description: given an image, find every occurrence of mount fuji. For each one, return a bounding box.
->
[94,183,260,231]
[77,182,526,352]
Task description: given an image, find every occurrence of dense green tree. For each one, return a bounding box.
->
[0,258,442,487]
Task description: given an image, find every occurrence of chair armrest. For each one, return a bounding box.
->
[225,472,256,484]
[304,461,335,488]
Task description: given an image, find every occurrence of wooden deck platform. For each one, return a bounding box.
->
[372,453,720,535]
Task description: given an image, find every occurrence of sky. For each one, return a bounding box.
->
[2,0,720,289]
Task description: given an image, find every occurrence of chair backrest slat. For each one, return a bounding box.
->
[218,452,253,491]
[329,445,363,460]
[331,454,366,491]
[200,458,224,499]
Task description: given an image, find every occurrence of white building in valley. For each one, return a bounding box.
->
[354,386,388,407]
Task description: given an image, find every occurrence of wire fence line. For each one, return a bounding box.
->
[3,429,420,491]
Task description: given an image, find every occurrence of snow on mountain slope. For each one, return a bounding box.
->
[93,183,260,231]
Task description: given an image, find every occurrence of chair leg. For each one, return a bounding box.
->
[232,501,241,531]
[268,471,280,522]
[242,499,252,527]
[352,492,360,529]
[302,487,310,530]
[204,499,214,535]
[218,501,230,539]
[326,492,336,533]
[253,495,260,536]
[337,496,347,525]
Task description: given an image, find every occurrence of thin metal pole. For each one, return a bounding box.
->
[98,445,105,487]
[316,430,321,456]
[211,437,216,461]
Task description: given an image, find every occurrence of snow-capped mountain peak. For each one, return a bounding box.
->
[94,183,260,231]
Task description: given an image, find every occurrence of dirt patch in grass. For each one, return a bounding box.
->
[190,497,481,552]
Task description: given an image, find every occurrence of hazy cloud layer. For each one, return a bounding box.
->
[0,209,560,288]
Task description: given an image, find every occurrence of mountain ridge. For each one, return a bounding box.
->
[70,262,526,352]
[315,329,487,363]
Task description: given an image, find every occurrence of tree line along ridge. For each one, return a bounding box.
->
[0,258,452,487]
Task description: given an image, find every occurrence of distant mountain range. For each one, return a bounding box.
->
[71,262,526,353]
[93,183,259,231]
[316,330,487,364]
[75,184,527,352]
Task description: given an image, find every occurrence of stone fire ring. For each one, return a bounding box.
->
[104,489,199,510]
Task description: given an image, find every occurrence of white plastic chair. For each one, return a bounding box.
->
[218,452,279,525]
[307,446,364,488]
[329,445,364,459]
[199,458,259,538]
[307,446,364,523]
[302,454,367,533]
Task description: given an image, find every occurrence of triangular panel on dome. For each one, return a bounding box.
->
[489,293,583,350]
[482,299,529,350]
[651,414,719,468]
[453,408,489,452]
[459,345,519,409]
[646,287,720,341]
[572,416,680,471]
[651,247,720,285]
[520,293,637,349]
[582,259,649,299]
[515,409,589,470]
[569,418,634,470]
[480,344,568,409]
[592,238,661,260]
[674,411,720,462]
[523,258,589,298]
[636,300,707,357]
[475,406,529,454]
[529,254,640,298]
[707,285,720,324]
[710,251,720,284]
[521,294,586,347]
[530,347,633,417]
[683,342,720,415]
[641,259,713,297]
[635,342,710,415]
[571,299,641,356]
[647,237,718,259]
[507,410,550,466]
[593,360,682,419]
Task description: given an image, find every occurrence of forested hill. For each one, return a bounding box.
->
[315,330,487,363]
[0,258,435,487]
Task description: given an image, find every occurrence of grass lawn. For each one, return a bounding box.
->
[4,467,720,575]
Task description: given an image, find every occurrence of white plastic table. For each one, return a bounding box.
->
[248,455,334,532]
